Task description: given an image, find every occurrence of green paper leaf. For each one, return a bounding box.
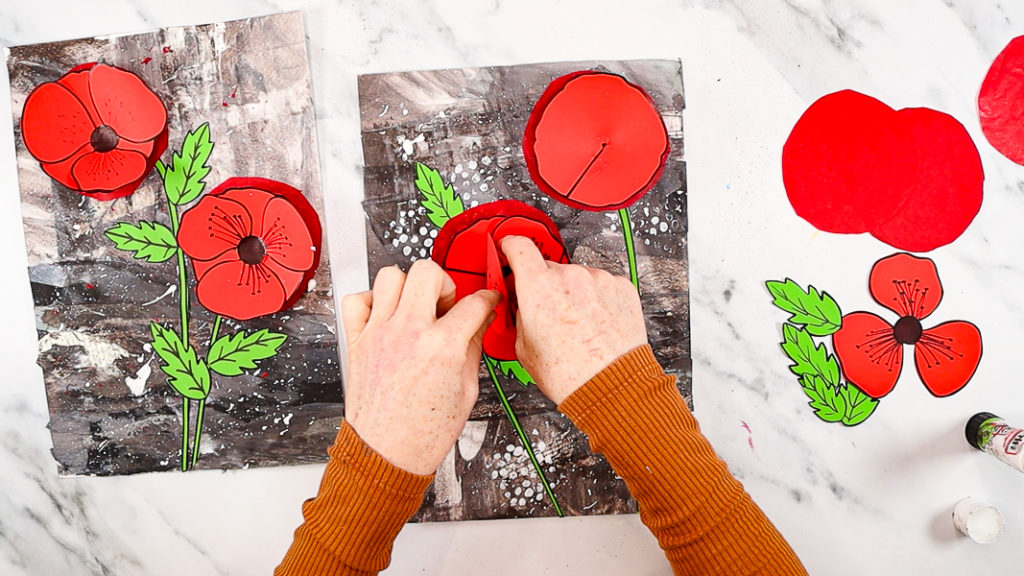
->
[415,162,464,228]
[208,329,287,376]
[780,324,840,386]
[766,279,842,336]
[496,359,534,387]
[163,123,214,205]
[840,384,878,426]
[105,221,178,263]
[150,323,210,400]
[800,374,846,422]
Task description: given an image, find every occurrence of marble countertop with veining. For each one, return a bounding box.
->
[3,1,1024,574]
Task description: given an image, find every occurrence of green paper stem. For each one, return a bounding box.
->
[484,354,564,517]
[190,315,223,469]
[181,398,190,471]
[618,207,639,289]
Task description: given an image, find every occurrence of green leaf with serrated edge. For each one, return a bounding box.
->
[800,374,846,422]
[150,323,211,399]
[208,329,287,376]
[415,162,464,228]
[780,324,840,386]
[766,279,842,336]
[154,159,166,180]
[105,221,177,263]
[841,384,878,425]
[163,123,213,205]
[497,359,534,387]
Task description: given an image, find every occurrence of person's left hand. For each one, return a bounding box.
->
[341,259,499,475]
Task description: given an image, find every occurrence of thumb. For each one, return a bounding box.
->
[438,289,501,344]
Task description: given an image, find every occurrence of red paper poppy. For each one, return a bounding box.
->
[523,71,670,212]
[178,177,322,321]
[20,63,167,200]
[432,200,569,361]
[832,253,981,398]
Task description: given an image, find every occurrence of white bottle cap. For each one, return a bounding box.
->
[952,497,1004,544]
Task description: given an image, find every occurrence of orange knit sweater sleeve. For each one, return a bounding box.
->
[277,345,806,575]
[559,345,807,575]
[275,421,434,576]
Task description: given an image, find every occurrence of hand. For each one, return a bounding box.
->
[502,236,649,404]
[341,259,500,475]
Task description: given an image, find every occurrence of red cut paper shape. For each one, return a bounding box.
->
[979,35,1024,165]
[178,177,323,321]
[831,252,982,398]
[20,62,168,200]
[782,90,983,252]
[432,200,569,361]
[523,71,670,211]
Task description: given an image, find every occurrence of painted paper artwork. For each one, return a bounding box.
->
[7,12,343,476]
[767,253,982,427]
[358,60,690,521]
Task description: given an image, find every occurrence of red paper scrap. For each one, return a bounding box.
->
[979,35,1024,165]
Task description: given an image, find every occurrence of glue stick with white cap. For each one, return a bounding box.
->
[965,412,1024,473]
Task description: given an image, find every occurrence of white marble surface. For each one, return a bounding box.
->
[2,0,1024,574]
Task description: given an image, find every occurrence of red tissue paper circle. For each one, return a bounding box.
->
[523,71,670,212]
[782,89,983,252]
[979,35,1024,165]
[21,63,168,200]
[431,200,569,361]
[178,177,323,321]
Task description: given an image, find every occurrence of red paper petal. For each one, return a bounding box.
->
[21,82,94,163]
[195,259,288,321]
[89,64,167,143]
[261,196,316,272]
[523,71,669,211]
[914,321,982,397]
[979,35,1024,165]
[70,149,148,192]
[868,252,942,320]
[484,234,516,359]
[178,194,254,262]
[782,90,918,233]
[56,65,101,124]
[869,108,983,252]
[41,147,91,190]
[432,200,568,360]
[832,311,902,398]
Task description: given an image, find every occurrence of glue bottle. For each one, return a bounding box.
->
[965,412,1024,473]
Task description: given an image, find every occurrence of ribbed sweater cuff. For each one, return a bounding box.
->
[559,345,806,575]
[275,420,433,576]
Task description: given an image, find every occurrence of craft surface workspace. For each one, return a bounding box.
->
[2,1,1023,574]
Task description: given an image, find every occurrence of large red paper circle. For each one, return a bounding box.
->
[523,71,670,212]
[783,90,984,251]
[870,109,983,252]
[782,90,918,234]
[979,35,1024,165]
[431,200,568,361]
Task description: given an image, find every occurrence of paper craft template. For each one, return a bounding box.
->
[782,90,984,252]
[359,60,690,521]
[979,35,1024,165]
[7,12,343,475]
[767,253,981,426]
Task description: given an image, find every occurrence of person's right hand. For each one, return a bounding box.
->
[501,235,649,404]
